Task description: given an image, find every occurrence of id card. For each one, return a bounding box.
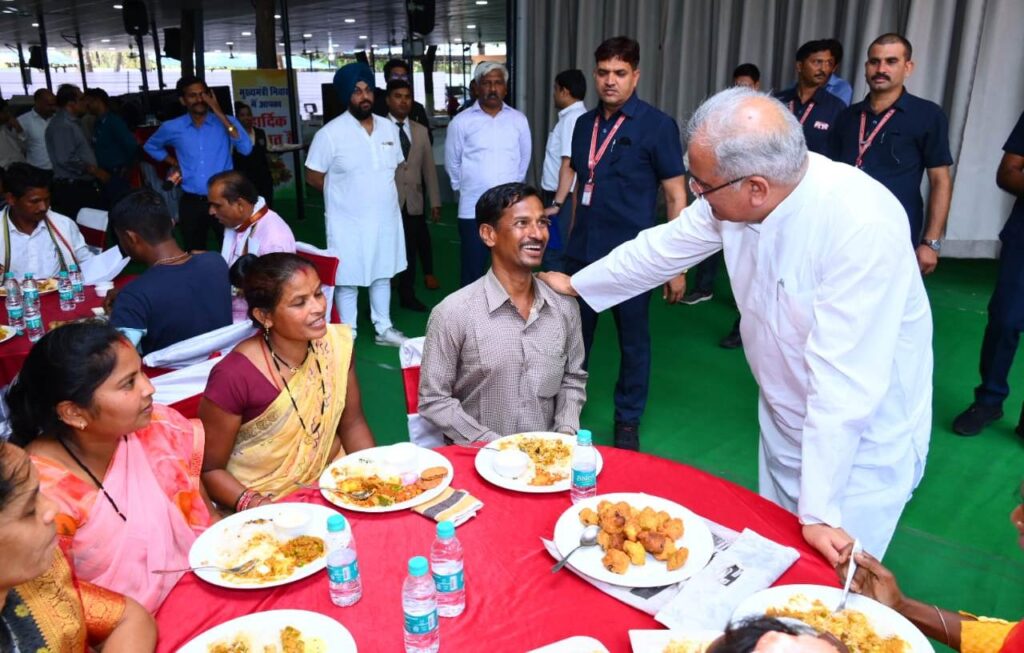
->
[580,183,594,206]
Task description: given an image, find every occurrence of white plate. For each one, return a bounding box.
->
[319,443,454,513]
[629,629,721,653]
[178,609,357,652]
[553,492,715,588]
[188,503,338,589]
[528,635,610,652]
[475,432,604,493]
[0,325,16,345]
[731,584,934,652]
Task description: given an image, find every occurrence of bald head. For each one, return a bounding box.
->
[686,87,807,185]
[33,89,57,119]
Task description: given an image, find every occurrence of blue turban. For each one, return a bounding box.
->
[333,62,375,103]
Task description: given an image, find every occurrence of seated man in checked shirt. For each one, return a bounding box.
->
[418,182,587,444]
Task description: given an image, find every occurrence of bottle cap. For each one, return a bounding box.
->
[58,271,69,278]
[327,514,347,532]
[69,264,78,271]
[577,429,592,445]
[23,273,33,279]
[408,555,428,577]
[3,271,12,279]
[436,520,455,539]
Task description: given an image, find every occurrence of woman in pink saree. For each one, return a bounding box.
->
[7,322,215,612]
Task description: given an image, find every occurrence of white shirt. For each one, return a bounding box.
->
[17,110,52,170]
[0,208,94,279]
[388,113,413,146]
[571,153,932,557]
[306,111,406,286]
[541,101,586,191]
[445,102,531,219]
[0,125,26,169]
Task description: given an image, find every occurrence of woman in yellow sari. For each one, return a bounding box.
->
[201,252,376,510]
[0,442,155,652]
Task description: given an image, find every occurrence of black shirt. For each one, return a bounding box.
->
[773,85,846,156]
[999,111,1024,239]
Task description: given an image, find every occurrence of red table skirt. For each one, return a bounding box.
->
[155,447,838,653]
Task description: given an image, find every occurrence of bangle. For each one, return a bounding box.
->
[934,604,950,646]
[235,488,259,511]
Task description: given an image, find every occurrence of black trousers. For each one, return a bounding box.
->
[51,178,104,219]
[179,192,222,251]
[975,223,1024,407]
[398,208,435,300]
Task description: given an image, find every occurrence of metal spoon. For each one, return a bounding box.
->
[152,559,258,575]
[551,524,601,573]
[296,482,375,501]
[836,539,863,612]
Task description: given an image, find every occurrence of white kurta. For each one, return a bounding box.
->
[306,112,406,286]
[572,153,932,557]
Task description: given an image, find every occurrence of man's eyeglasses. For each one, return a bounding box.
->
[688,174,750,199]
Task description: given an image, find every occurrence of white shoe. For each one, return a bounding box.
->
[374,327,408,347]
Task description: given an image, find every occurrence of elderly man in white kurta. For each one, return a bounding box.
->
[306,62,408,346]
[541,87,932,562]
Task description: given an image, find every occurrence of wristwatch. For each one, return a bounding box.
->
[921,239,942,252]
[551,200,563,208]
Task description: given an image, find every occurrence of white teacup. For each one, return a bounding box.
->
[93,281,114,297]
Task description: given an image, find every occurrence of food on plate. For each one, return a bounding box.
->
[581,500,690,573]
[766,595,908,653]
[207,625,317,653]
[329,463,449,507]
[492,448,530,479]
[222,529,324,584]
[497,434,573,486]
[663,639,711,653]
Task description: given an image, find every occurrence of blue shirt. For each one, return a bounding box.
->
[1000,111,1024,240]
[829,90,953,241]
[111,252,232,354]
[826,75,853,106]
[143,113,251,195]
[773,85,846,156]
[92,112,138,171]
[567,93,685,263]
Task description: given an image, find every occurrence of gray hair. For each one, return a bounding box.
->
[474,61,509,84]
[685,87,807,184]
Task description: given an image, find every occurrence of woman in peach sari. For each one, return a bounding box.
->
[0,442,155,651]
[7,322,214,612]
[200,253,376,510]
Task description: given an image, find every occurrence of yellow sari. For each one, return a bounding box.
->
[227,324,352,498]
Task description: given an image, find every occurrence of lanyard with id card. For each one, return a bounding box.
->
[582,113,627,206]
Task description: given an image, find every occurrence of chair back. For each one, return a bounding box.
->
[296,242,341,323]
[399,336,444,448]
[142,321,256,370]
[76,208,108,249]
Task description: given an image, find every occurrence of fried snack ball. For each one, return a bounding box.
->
[614,502,634,518]
[622,540,646,566]
[599,509,626,534]
[597,529,626,552]
[666,546,689,571]
[659,517,684,540]
[597,500,614,513]
[639,530,667,555]
[656,511,672,528]
[623,519,641,542]
[637,507,660,532]
[602,548,630,574]
[654,538,677,562]
[578,508,599,526]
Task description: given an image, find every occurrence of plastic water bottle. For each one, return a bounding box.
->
[570,429,598,503]
[326,514,362,606]
[403,556,439,653]
[430,520,465,617]
[57,271,75,311]
[68,264,85,303]
[4,272,25,334]
[21,273,39,310]
[23,299,43,342]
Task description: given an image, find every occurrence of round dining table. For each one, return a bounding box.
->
[155,446,840,653]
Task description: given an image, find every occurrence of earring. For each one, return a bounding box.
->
[263,325,271,342]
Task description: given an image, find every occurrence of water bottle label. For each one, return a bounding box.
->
[59,289,74,302]
[572,468,597,488]
[403,609,438,635]
[24,291,38,303]
[327,559,359,583]
[72,282,84,293]
[7,307,22,321]
[26,316,42,329]
[432,569,464,593]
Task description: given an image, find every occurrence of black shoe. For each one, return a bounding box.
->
[952,402,1003,436]
[614,422,640,450]
[719,328,742,349]
[681,290,713,305]
[399,296,428,312]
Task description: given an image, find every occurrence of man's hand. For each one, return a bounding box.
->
[203,90,225,117]
[836,544,906,611]
[102,288,119,315]
[916,244,938,275]
[91,167,111,184]
[543,206,560,218]
[430,207,442,223]
[802,523,853,565]
[537,271,578,297]
[663,273,686,303]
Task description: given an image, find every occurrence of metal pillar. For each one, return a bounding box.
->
[74,32,87,89]
[151,15,165,89]
[279,0,305,222]
[193,8,205,78]
[16,43,29,94]
[36,7,52,90]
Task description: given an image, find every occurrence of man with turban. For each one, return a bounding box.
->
[306,62,409,346]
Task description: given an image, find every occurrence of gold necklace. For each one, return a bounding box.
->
[154,251,191,266]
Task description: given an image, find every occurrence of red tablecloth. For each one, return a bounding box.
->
[155,447,838,652]
[0,286,109,386]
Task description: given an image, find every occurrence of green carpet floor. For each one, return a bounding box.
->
[279,198,1024,647]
